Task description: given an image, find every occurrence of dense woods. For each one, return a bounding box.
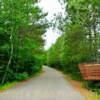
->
[0,0,48,85]
[0,0,100,95]
[47,0,100,93]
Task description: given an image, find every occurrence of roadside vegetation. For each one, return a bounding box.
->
[0,0,100,99]
[47,0,100,95]
[0,0,48,86]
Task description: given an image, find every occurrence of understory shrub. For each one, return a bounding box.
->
[15,72,29,81]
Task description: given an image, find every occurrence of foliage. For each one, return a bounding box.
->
[47,24,90,80]
[83,81,100,94]
[15,72,29,81]
[47,0,100,92]
[0,0,48,85]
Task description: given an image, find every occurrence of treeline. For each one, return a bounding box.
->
[47,0,100,92]
[47,25,91,80]
[0,0,48,85]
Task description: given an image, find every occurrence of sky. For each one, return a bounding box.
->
[38,0,64,50]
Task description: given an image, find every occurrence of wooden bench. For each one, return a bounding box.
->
[79,63,100,81]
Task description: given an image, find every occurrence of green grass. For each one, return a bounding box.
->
[0,70,42,91]
[0,82,17,91]
[87,93,100,100]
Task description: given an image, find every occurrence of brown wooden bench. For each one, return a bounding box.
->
[79,63,100,81]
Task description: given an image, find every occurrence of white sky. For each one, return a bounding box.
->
[38,0,64,50]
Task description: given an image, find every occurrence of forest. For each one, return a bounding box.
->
[47,0,100,93]
[0,0,100,97]
[0,0,48,85]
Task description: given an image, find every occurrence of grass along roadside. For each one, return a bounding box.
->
[0,70,43,92]
[0,82,17,92]
[65,75,100,100]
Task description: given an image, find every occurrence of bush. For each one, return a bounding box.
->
[83,81,100,94]
[15,72,29,81]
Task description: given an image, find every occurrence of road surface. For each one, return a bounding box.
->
[0,66,85,100]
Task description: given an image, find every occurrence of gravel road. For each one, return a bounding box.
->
[0,66,85,100]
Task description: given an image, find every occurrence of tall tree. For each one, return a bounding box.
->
[0,0,48,84]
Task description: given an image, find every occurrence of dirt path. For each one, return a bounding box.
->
[0,66,85,100]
